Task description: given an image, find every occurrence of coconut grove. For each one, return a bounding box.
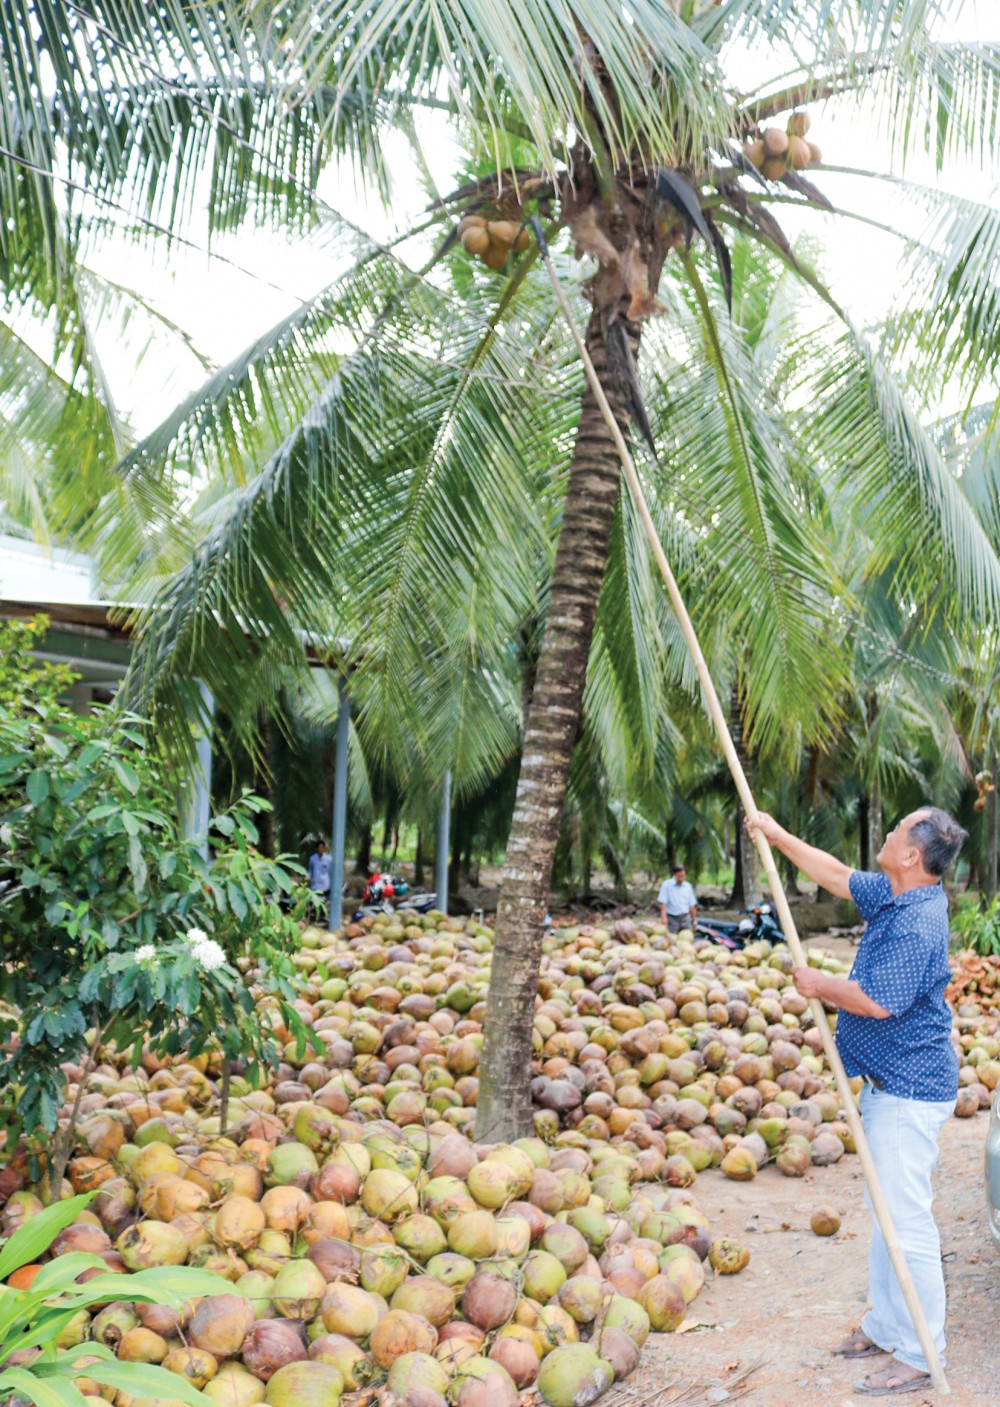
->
[1,2,1000,1405]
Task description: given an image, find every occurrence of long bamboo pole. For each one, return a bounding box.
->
[536,235,950,1396]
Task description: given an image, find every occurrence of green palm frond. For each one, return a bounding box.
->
[254,0,732,178]
[730,3,1000,172]
[884,190,1000,401]
[119,250,576,782]
[640,250,848,753]
[803,325,1000,622]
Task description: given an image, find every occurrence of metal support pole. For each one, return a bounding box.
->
[328,682,350,933]
[185,681,214,858]
[436,770,451,915]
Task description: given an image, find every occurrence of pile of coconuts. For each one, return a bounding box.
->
[1,911,995,1407]
[743,108,822,181]
[2,1105,737,1407]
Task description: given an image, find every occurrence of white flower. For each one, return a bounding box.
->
[134,945,158,965]
[191,937,226,972]
[185,926,209,946]
[0,823,12,848]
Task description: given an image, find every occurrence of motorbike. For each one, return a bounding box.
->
[695,900,784,950]
[353,872,439,919]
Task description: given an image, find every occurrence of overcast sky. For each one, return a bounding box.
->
[68,1,999,440]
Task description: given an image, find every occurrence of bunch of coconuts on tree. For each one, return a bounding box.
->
[458,213,532,270]
[743,108,822,182]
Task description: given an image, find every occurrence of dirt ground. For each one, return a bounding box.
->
[619,931,1000,1407]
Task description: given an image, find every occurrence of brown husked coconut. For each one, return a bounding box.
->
[310,1162,360,1204]
[488,1336,540,1388]
[810,1131,845,1165]
[117,1327,168,1363]
[320,1284,381,1340]
[743,138,765,169]
[369,1310,438,1368]
[761,155,787,181]
[162,1345,219,1388]
[215,1196,267,1252]
[809,1205,842,1236]
[596,1326,640,1381]
[462,1272,518,1331]
[456,1368,518,1407]
[763,127,789,156]
[260,1185,310,1234]
[481,245,508,272]
[459,227,491,256]
[137,1300,186,1336]
[391,1275,456,1328]
[954,1087,979,1118]
[719,1147,757,1180]
[791,108,811,136]
[499,1201,542,1247]
[401,1390,447,1407]
[52,1222,113,1256]
[708,1238,750,1274]
[486,220,518,247]
[205,1362,268,1407]
[806,142,822,165]
[240,1320,308,1381]
[188,1295,255,1359]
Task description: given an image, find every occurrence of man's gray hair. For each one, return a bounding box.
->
[909,807,968,877]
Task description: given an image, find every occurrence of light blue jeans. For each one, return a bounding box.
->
[859,1084,955,1372]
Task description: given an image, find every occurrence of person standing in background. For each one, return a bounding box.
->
[307,839,332,917]
[658,863,697,933]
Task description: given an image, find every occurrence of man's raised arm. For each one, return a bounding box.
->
[745,813,854,900]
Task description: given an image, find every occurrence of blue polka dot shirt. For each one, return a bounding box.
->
[835,870,958,1102]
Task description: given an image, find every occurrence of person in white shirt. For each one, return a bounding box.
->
[658,864,697,934]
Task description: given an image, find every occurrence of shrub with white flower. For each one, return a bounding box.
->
[185,926,208,946]
[190,936,227,972]
[0,822,13,848]
[134,944,158,966]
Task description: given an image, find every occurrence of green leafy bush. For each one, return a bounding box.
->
[951,895,1000,958]
[0,623,311,1194]
[0,1192,229,1407]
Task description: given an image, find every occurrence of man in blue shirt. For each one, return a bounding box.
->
[307,840,332,917]
[658,863,698,933]
[747,806,966,1398]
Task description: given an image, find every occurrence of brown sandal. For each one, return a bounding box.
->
[832,1329,885,1359]
[854,1363,932,1396]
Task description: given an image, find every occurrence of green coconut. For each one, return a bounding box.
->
[537,1344,614,1407]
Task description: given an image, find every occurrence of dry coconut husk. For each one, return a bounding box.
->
[763,126,789,156]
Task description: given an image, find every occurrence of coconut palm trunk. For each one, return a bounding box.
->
[475,307,636,1142]
[987,745,998,902]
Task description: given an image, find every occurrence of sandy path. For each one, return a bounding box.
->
[625,1113,998,1406]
